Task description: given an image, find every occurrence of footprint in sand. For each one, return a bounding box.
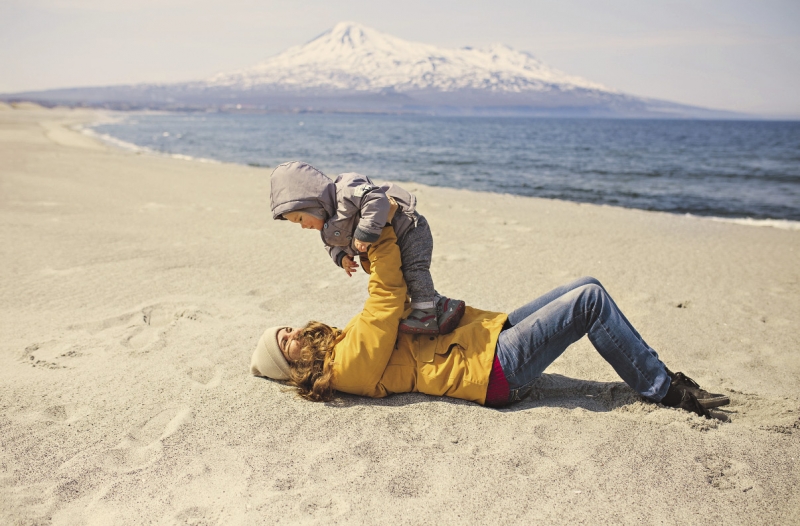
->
[299,495,349,517]
[71,302,209,352]
[103,407,192,473]
[727,390,800,433]
[121,305,175,350]
[698,455,757,492]
[20,341,83,369]
[40,404,92,423]
[186,362,223,388]
[386,469,426,498]
[173,506,220,525]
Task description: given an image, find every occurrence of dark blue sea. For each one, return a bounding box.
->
[88,113,800,222]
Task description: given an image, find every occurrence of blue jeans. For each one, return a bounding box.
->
[495,277,670,403]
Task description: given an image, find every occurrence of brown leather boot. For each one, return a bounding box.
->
[661,383,729,422]
[666,368,730,409]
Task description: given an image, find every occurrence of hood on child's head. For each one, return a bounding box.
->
[270,161,337,221]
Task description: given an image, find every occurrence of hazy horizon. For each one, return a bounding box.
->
[1,0,798,117]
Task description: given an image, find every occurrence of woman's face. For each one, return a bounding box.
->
[277,327,302,363]
[283,211,324,231]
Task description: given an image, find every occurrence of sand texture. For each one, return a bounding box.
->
[1,108,799,525]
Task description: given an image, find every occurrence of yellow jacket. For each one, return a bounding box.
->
[331,227,507,405]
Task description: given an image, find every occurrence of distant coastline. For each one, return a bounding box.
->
[81,111,800,225]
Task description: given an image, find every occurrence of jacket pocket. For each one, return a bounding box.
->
[323,216,355,247]
[417,334,459,364]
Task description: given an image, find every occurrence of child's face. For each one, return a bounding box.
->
[283,211,324,231]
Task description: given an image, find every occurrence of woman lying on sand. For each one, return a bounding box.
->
[251,226,729,421]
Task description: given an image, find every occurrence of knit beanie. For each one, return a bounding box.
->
[250,326,291,380]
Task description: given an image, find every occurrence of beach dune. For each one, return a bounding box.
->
[1,107,798,525]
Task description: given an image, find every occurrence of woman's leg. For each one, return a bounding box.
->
[506,277,601,325]
[496,279,670,403]
[507,277,652,350]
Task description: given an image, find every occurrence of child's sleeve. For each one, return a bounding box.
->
[353,189,391,244]
[326,245,348,267]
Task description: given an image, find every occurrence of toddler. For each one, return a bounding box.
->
[270,161,464,335]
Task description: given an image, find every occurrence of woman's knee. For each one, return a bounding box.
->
[574,282,608,315]
[576,276,603,289]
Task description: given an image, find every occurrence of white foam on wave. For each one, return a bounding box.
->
[707,216,800,231]
[77,122,220,164]
[169,153,220,164]
[80,127,149,153]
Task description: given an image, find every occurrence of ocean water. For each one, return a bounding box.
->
[88,113,800,222]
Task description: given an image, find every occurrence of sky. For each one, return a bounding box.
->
[1,0,799,117]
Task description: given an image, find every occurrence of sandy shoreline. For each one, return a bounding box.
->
[1,107,798,524]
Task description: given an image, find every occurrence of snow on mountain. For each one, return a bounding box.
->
[4,21,739,118]
[205,21,614,94]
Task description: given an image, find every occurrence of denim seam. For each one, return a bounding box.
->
[508,376,536,401]
[595,313,655,394]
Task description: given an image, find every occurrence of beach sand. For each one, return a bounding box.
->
[1,107,798,525]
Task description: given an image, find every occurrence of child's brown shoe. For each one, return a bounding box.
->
[437,296,466,334]
[399,308,439,335]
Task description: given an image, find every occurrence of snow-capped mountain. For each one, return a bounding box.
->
[1,22,738,118]
[205,21,613,95]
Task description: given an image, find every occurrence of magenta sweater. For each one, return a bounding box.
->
[484,354,510,407]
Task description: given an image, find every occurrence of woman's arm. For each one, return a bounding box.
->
[332,226,407,396]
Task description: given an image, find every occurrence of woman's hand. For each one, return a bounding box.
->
[352,197,396,254]
[342,255,359,277]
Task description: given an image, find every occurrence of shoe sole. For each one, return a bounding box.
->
[697,395,730,409]
[438,301,466,334]
[708,409,731,423]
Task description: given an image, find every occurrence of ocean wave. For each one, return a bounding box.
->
[80,127,150,152]
[706,216,800,230]
[87,112,800,222]
[169,153,220,164]
[80,126,219,164]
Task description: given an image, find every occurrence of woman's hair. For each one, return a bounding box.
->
[286,321,341,402]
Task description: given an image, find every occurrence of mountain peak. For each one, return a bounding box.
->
[207,22,612,94]
[328,20,373,36]
[324,21,376,47]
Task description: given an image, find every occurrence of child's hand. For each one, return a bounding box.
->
[353,240,371,253]
[342,255,359,277]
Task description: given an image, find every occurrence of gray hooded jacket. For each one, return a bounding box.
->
[270,161,418,266]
